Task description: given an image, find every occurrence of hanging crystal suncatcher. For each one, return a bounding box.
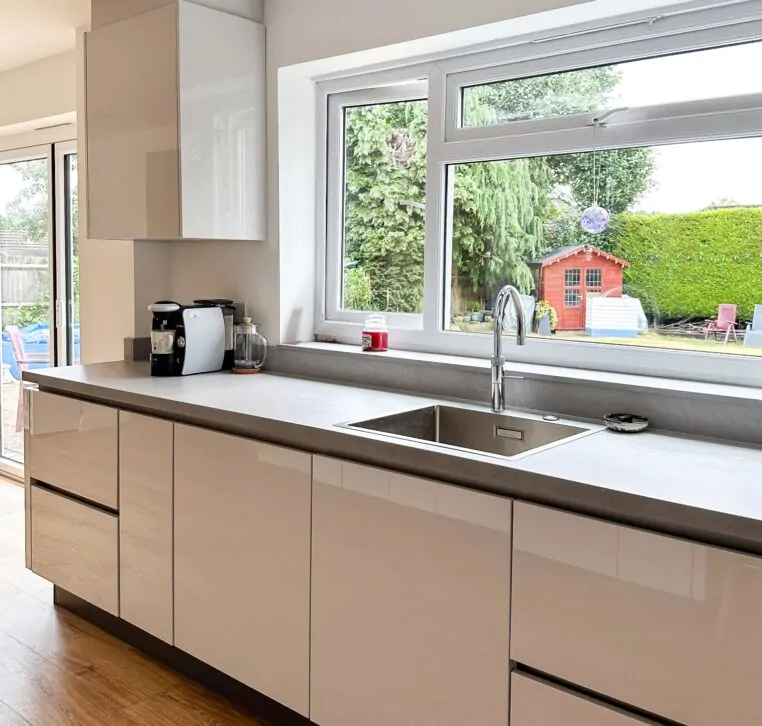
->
[580,119,609,234]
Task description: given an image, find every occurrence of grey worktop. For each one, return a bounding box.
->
[24,361,762,554]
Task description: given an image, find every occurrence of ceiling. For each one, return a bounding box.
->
[0,0,90,73]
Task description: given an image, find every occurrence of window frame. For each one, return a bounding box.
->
[586,268,603,290]
[317,1,762,387]
[323,82,429,331]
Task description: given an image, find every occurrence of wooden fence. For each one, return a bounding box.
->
[0,243,49,314]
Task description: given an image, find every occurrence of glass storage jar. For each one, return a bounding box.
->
[233,318,268,374]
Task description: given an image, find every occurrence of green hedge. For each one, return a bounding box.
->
[610,208,762,321]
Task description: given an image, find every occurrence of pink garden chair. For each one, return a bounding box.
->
[704,304,738,344]
[7,325,49,432]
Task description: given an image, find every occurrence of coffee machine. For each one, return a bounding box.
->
[149,301,226,376]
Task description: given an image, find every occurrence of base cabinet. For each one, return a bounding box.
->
[512,502,762,726]
[310,457,513,726]
[119,412,174,643]
[511,673,658,726]
[173,424,311,717]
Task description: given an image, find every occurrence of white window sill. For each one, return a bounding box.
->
[278,341,762,406]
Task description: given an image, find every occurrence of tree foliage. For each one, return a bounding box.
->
[0,156,79,328]
[0,159,49,245]
[344,102,427,313]
[611,208,762,320]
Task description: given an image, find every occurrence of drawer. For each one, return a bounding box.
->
[28,391,118,509]
[511,673,657,726]
[30,485,119,615]
[512,502,762,726]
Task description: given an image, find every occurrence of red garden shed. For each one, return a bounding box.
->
[531,245,631,331]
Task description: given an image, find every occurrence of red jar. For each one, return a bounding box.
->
[362,314,389,352]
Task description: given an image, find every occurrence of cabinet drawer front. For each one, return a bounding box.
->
[28,391,118,508]
[311,457,512,726]
[30,486,118,615]
[512,502,762,726]
[511,673,656,726]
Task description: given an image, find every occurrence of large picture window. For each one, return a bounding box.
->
[320,2,762,385]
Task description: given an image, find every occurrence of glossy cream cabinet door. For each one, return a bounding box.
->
[512,502,762,726]
[178,2,266,240]
[28,391,118,508]
[311,457,512,726]
[174,425,311,716]
[30,486,119,615]
[511,673,657,726]
[86,3,181,240]
[119,412,174,644]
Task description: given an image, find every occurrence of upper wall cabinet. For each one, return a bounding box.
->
[86,0,265,241]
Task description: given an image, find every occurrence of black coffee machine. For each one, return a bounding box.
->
[149,301,226,377]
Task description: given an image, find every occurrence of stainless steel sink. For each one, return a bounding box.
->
[342,405,602,460]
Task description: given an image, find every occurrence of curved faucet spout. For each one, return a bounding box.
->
[491,285,527,413]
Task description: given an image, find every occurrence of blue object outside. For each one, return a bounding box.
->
[585,327,639,338]
[1,323,81,380]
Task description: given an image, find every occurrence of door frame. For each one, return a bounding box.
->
[54,140,78,367]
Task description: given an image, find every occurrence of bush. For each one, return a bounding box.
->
[611,208,762,321]
[343,266,373,311]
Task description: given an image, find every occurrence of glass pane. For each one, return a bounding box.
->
[341,99,427,314]
[462,41,762,128]
[0,157,51,463]
[446,136,762,358]
[66,154,80,365]
[565,269,580,286]
[586,268,602,289]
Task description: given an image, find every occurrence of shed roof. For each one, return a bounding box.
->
[531,244,630,268]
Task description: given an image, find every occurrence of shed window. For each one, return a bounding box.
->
[564,290,582,308]
[565,269,581,287]
[586,269,602,290]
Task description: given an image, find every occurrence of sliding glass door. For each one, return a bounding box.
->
[0,141,78,472]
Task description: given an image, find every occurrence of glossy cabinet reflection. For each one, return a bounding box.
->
[511,673,658,726]
[512,502,762,726]
[119,412,174,644]
[310,457,513,726]
[27,390,118,508]
[30,486,119,615]
[173,424,311,716]
[86,1,265,240]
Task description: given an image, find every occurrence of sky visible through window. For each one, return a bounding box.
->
[607,43,762,213]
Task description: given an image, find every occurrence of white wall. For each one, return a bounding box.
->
[0,52,77,129]
[188,0,263,21]
[132,239,263,338]
[265,0,588,69]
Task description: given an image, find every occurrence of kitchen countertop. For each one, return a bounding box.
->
[24,361,762,554]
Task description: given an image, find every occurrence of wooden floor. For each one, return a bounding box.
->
[0,478,266,725]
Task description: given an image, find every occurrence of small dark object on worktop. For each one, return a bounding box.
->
[604,413,650,433]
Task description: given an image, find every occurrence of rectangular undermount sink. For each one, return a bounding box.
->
[343,405,602,460]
